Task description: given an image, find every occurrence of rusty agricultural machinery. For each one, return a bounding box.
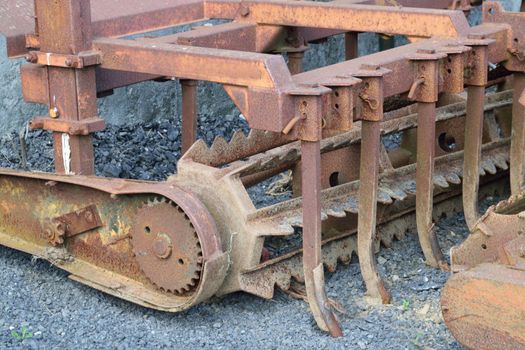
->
[1,0,525,348]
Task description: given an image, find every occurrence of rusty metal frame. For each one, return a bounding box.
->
[0,0,524,340]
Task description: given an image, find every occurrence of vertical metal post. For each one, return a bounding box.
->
[34,0,97,175]
[415,102,446,268]
[358,120,391,304]
[345,32,358,60]
[288,51,305,75]
[301,140,343,337]
[379,34,395,52]
[463,85,485,229]
[181,79,198,154]
[510,72,525,195]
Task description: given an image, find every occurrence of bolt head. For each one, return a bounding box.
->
[49,107,59,119]
[152,233,172,259]
[25,52,37,63]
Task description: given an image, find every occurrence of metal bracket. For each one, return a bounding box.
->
[463,37,494,86]
[29,117,106,136]
[286,84,332,142]
[44,204,103,246]
[438,44,472,94]
[319,75,361,132]
[353,65,390,122]
[407,49,446,103]
[25,50,102,69]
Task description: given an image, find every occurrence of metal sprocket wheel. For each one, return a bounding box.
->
[131,197,203,294]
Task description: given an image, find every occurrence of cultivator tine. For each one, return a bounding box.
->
[301,140,343,336]
[409,52,448,269]
[462,87,485,228]
[510,72,525,195]
[358,120,391,303]
[462,42,490,229]
[353,67,392,303]
[415,101,447,268]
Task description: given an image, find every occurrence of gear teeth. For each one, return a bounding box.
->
[377,189,393,204]
[230,129,247,146]
[379,185,407,201]
[482,159,497,175]
[131,197,203,295]
[327,208,346,218]
[433,174,450,188]
[445,172,461,185]
[182,128,288,167]
[493,155,508,170]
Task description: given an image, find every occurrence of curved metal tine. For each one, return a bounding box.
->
[301,141,343,337]
[357,120,391,304]
[462,85,485,230]
[510,72,525,195]
[415,102,448,270]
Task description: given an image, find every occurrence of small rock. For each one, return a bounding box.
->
[102,163,122,178]
[377,256,387,265]
[417,303,430,316]
[213,322,222,329]
[357,341,366,349]
[167,129,179,141]
[392,274,399,282]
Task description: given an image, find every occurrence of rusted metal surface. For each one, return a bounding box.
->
[462,86,486,229]
[442,191,525,349]
[358,120,391,304]
[131,198,204,294]
[511,72,525,195]
[44,204,103,246]
[301,141,342,336]
[0,169,228,311]
[2,0,525,340]
[442,263,525,350]
[181,80,199,154]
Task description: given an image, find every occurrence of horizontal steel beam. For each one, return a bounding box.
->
[204,0,470,38]
[93,38,293,89]
[142,22,258,51]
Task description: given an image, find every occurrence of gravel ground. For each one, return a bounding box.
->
[0,114,504,349]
